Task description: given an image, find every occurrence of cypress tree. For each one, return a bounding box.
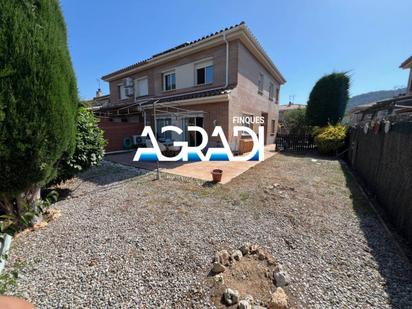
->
[0,1,78,213]
[306,72,350,127]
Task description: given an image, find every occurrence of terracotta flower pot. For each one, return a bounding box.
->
[211,169,223,183]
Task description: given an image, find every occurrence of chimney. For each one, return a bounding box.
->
[96,88,103,97]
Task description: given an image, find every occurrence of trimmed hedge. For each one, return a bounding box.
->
[314,124,347,154]
[0,1,78,194]
[306,72,350,127]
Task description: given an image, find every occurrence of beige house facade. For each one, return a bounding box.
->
[95,22,286,152]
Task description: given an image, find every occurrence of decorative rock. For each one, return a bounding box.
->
[266,255,276,266]
[249,244,259,254]
[274,271,290,287]
[214,274,224,284]
[231,249,243,261]
[257,249,267,260]
[239,243,250,256]
[238,299,251,309]
[268,287,288,309]
[244,295,254,303]
[274,263,284,272]
[211,262,226,274]
[215,250,230,266]
[252,306,267,309]
[223,288,240,306]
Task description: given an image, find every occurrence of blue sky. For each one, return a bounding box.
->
[61,0,412,104]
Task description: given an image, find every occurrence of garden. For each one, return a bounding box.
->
[1,1,412,308]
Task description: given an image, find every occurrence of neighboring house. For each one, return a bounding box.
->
[400,54,412,95]
[348,102,376,125]
[94,22,286,152]
[348,55,412,125]
[278,102,305,134]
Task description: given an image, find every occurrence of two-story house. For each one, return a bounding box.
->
[95,22,286,152]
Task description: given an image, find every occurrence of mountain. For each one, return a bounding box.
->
[347,88,406,111]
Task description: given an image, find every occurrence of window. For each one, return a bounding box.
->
[271,120,277,134]
[135,77,148,97]
[163,71,176,91]
[275,88,280,104]
[258,73,264,94]
[269,82,274,101]
[196,64,214,85]
[118,85,127,100]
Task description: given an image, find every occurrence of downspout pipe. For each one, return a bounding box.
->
[223,33,229,88]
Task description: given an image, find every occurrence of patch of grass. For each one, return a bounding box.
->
[0,270,18,294]
[0,260,25,294]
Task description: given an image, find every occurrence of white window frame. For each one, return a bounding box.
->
[258,73,264,95]
[195,60,214,85]
[134,76,148,98]
[163,70,176,91]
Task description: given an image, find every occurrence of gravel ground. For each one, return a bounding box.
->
[7,154,412,308]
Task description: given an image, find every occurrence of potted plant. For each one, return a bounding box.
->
[211,169,223,183]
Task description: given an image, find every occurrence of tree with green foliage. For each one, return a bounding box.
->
[284,108,309,135]
[52,107,106,185]
[306,72,350,127]
[0,0,78,224]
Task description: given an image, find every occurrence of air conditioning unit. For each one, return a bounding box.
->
[133,135,145,145]
[125,87,134,97]
[123,77,134,88]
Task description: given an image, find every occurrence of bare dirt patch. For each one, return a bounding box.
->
[209,258,276,307]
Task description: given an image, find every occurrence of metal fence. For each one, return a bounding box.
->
[275,134,316,152]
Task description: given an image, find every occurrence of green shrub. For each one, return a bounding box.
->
[0,0,78,225]
[52,107,106,184]
[306,72,350,127]
[284,108,310,135]
[314,124,347,154]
